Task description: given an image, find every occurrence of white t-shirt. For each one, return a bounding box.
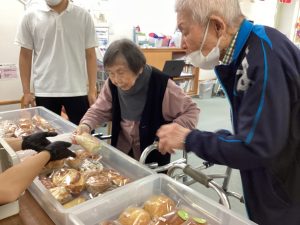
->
[15,2,98,97]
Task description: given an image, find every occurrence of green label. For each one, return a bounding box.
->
[193,217,207,224]
[177,210,189,221]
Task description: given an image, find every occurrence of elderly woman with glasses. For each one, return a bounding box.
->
[75,38,200,167]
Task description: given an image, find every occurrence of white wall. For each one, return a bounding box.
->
[276,1,300,40]
[239,0,278,27]
[74,0,177,42]
[0,0,177,111]
[0,0,24,111]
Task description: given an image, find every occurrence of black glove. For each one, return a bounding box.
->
[22,132,58,151]
[44,141,76,161]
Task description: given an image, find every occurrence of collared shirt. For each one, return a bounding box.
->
[15,1,98,97]
[222,32,238,65]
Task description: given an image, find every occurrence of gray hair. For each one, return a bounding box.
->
[103,39,146,74]
[175,0,244,26]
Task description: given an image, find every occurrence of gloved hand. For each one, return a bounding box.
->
[44,141,76,161]
[22,132,58,151]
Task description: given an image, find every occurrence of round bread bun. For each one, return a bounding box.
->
[49,186,72,204]
[65,156,82,169]
[86,174,112,196]
[118,207,151,225]
[143,195,176,219]
[52,168,85,194]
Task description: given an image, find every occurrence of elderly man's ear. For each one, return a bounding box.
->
[208,15,226,38]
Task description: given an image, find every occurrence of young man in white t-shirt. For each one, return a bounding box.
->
[15,0,98,125]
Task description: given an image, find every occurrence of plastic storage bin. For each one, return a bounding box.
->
[68,174,257,225]
[0,138,21,219]
[0,106,77,135]
[28,139,155,225]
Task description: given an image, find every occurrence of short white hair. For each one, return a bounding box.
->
[175,0,244,26]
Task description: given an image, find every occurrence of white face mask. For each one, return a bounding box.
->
[45,0,62,6]
[186,20,221,70]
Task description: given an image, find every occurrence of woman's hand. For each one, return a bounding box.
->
[74,123,91,135]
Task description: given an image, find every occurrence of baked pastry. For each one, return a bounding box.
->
[80,159,104,173]
[49,186,72,204]
[39,176,56,189]
[143,195,176,219]
[154,210,187,225]
[0,120,17,138]
[74,133,101,154]
[101,169,131,187]
[63,196,86,208]
[65,156,83,169]
[32,115,55,132]
[86,174,112,196]
[52,168,85,194]
[118,207,151,225]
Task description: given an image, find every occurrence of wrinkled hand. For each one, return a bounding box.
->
[156,123,191,155]
[22,132,58,151]
[23,93,36,108]
[74,124,91,135]
[44,141,76,161]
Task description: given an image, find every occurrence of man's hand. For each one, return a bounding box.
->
[44,141,76,161]
[23,93,36,108]
[156,123,191,155]
[22,132,58,151]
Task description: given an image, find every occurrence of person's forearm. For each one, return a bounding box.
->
[0,151,50,204]
[86,47,97,94]
[19,47,33,94]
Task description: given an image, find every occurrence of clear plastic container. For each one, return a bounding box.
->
[28,140,155,225]
[0,138,21,219]
[0,107,155,225]
[0,106,77,135]
[68,174,257,225]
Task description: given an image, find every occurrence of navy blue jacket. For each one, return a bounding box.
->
[186,20,300,225]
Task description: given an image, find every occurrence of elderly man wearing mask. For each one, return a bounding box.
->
[157,0,300,224]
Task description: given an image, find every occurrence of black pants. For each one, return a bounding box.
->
[35,96,90,125]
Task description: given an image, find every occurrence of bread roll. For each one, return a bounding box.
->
[65,156,83,169]
[52,168,85,194]
[86,174,112,196]
[32,115,55,132]
[49,186,72,204]
[74,133,101,154]
[63,196,86,209]
[143,195,176,219]
[118,207,151,225]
